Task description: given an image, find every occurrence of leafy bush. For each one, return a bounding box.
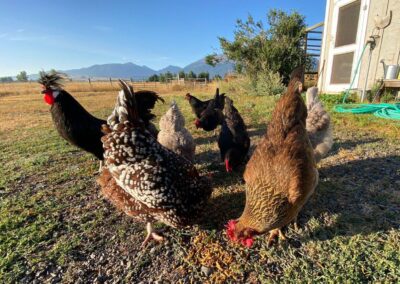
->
[380,91,396,103]
[207,9,307,84]
[254,70,285,96]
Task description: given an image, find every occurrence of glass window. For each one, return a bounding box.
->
[335,0,361,47]
[330,52,354,84]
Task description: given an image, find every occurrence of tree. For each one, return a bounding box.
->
[164,71,174,81]
[0,77,13,83]
[207,10,307,84]
[198,72,209,81]
[187,71,197,79]
[159,73,166,83]
[178,71,186,79]
[148,74,159,82]
[16,71,28,82]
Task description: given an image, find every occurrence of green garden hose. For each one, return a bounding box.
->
[334,103,400,120]
[341,43,369,104]
[334,42,400,120]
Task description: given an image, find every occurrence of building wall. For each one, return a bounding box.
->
[318,0,334,92]
[357,0,400,90]
[319,0,399,93]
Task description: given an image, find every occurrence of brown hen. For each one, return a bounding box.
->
[226,67,318,247]
[98,81,212,247]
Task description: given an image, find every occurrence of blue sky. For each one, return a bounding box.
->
[0,0,326,77]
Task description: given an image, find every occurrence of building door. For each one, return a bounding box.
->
[325,0,370,93]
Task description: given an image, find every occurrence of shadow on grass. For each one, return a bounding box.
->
[330,137,383,155]
[199,190,246,230]
[247,124,266,138]
[301,155,400,241]
[193,131,219,146]
[195,149,220,165]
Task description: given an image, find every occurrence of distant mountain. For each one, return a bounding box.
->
[183,58,235,78]
[65,62,155,79]
[157,65,182,74]
[28,57,235,80]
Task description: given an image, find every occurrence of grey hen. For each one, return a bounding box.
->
[306,87,333,163]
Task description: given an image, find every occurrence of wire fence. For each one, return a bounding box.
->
[0,77,213,97]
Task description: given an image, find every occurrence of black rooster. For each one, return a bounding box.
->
[218,97,250,172]
[38,72,163,165]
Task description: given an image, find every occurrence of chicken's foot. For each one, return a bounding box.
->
[267,228,286,247]
[293,216,299,232]
[141,222,164,248]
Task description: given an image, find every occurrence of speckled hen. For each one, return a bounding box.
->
[99,81,212,246]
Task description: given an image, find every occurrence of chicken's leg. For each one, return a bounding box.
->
[98,160,104,173]
[293,215,299,232]
[141,222,164,247]
[267,228,286,247]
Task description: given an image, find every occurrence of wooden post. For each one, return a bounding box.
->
[109,77,113,86]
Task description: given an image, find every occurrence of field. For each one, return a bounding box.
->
[0,82,399,283]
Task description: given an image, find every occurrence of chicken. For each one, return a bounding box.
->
[218,97,250,172]
[305,87,333,163]
[195,88,225,131]
[39,72,106,161]
[99,81,212,246]
[226,67,318,247]
[185,93,212,119]
[158,101,196,162]
[38,72,163,168]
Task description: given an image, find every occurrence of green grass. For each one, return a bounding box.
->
[0,88,399,283]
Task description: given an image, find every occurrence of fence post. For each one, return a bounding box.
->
[109,77,113,86]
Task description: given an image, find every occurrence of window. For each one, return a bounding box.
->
[330,52,355,84]
[335,0,361,47]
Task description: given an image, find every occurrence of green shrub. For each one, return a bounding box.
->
[319,92,357,108]
[380,91,396,103]
[255,70,285,96]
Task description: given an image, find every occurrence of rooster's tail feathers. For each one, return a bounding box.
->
[107,80,140,128]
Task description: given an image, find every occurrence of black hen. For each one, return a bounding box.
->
[38,72,163,161]
[185,93,211,119]
[218,97,250,172]
[195,88,225,131]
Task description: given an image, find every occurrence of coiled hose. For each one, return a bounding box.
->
[334,43,400,120]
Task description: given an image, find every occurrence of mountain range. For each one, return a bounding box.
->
[29,58,234,80]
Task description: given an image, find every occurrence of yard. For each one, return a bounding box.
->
[0,83,399,283]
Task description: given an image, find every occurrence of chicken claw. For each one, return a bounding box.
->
[293,216,299,232]
[267,229,286,247]
[141,222,164,248]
